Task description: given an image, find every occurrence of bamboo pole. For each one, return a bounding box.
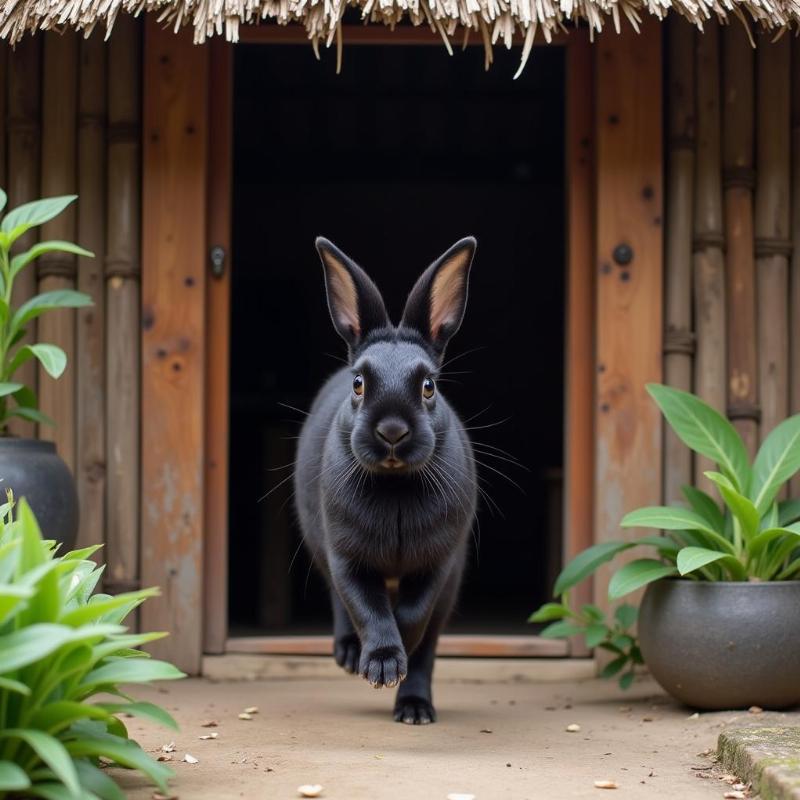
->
[6,39,41,439]
[693,22,727,491]
[722,24,759,456]
[105,16,141,595]
[664,17,695,504]
[76,35,107,550]
[39,33,78,469]
[755,35,790,447]
[790,39,800,499]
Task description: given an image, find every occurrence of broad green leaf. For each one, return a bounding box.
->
[752,414,800,515]
[74,760,126,800]
[1,195,77,236]
[681,486,725,532]
[88,631,167,665]
[63,544,104,561]
[634,534,681,557]
[79,658,185,692]
[9,343,67,380]
[553,540,635,596]
[676,546,747,580]
[608,559,678,599]
[539,620,584,639]
[748,525,800,558]
[580,603,605,622]
[600,654,628,679]
[95,701,178,731]
[0,381,23,397]
[622,506,735,554]
[11,289,93,334]
[29,702,110,735]
[779,498,800,527]
[0,675,32,695]
[0,760,30,791]
[619,671,635,690]
[584,623,608,648]
[60,587,159,626]
[10,241,94,280]
[705,471,760,541]
[9,406,56,427]
[0,584,34,624]
[0,188,8,214]
[614,603,638,628]
[528,602,568,623]
[26,784,100,800]
[647,383,750,491]
[0,729,81,798]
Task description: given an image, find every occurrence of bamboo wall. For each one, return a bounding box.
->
[0,22,143,589]
[664,19,800,494]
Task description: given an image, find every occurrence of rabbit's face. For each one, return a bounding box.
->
[347,339,440,473]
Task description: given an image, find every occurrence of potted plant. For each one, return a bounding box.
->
[531,384,800,710]
[0,190,93,549]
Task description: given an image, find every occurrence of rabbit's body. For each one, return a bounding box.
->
[294,238,478,724]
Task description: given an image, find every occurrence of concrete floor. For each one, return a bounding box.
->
[115,671,794,799]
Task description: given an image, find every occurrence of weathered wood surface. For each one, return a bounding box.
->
[594,22,663,617]
[7,39,41,439]
[722,24,758,456]
[39,33,78,469]
[141,19,208,674]
[664,17,695,504]
[76,34,107,552]
[693,23,726,490]
[791,39,800,499]
[106,16,142,596]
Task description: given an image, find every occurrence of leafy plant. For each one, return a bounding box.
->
[530,384,800,678]
[0,190,93,433]
[0,495,184,799]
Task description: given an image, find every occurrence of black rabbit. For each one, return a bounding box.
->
[294,236,478,724]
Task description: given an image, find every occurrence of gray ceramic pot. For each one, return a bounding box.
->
[639,579,800,710]
[0,438,78,550]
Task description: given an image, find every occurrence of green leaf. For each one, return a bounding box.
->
[9,406,56,427]
[646,383,750,492]
[614,603,638,628]
[9,343,67,380]
[0,760,31,791]
[584,623,609,648]
[681,486,725,531]
[0,729,81,798]
[528,602,569,623]
[539,620,584,639]
[751,414,800,515]
[60,587,159,626]
[95,701,179,731]
[80,658,185,692]
[580,603,605,622]
[618,671,635,690]
[73,760,126,800]
[748,525,800,558]
[10,240,94,280]
[0,188,8,214]
[26,784,100,800]
[11,289,93,334]
[553,541,635,596]
[600,654,628,679]
[705,471,760,541]
[622,506,735,554]
[608,559,678,599]
[676,546,747,580]
[1,195,77,236]
[0,675,32,695]
[779,498,800,527]
[0,381,23,397]
[28,702,110,735]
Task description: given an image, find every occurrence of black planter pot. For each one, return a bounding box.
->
[639,579,800,710]
[0,438,78,550]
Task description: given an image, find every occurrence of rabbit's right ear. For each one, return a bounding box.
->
[315,237,390,350]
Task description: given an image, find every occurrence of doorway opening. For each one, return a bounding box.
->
[227,41,567,643]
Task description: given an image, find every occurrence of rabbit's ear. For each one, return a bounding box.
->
[400,237,476,357]
[316,237,390,349]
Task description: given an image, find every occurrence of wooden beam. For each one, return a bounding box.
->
[791,38,800,499]
[203,38,232,654]
[141,20,209,674]
[593,22,663,614]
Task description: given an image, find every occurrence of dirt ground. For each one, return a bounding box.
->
[115,672,797,800]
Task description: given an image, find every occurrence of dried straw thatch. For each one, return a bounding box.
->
[0,0,791,71]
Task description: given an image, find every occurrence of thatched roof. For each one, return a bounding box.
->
[0,0,786,72]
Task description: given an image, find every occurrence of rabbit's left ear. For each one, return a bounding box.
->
[400,237,476,357]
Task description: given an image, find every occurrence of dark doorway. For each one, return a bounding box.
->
[228,42,566,638]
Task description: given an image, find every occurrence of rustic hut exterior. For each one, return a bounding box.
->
[0,3,797,674]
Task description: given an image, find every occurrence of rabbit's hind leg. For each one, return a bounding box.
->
[332,589,361,674]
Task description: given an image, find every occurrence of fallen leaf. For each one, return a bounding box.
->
[731,784,747,791]
[157,755,173,762]
[374,755,384,760]
[593,780,618,789]
[642,717,654,723]
[161,742,176,753]
[566,724,581,733]
[719,775,739,784]
[199,732,218,740]
[244,706,259,714]
[447,794,476,800]
[723,792,745,799]
[297,785,323,798]
[200,720,218,728]
[238,713,253,720]
[183,754,199,765]
[748,706,763,715]
[480,729,493,734]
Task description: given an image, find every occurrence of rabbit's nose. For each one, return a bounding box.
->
[375,418,410,445]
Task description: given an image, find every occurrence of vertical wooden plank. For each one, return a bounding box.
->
[106,16,142,595]
[693,22,726,491]
[7,38,41,439]
[663,17,695,504]
[755,36,790,443]
[39,33,78,469]
[563,32,594,657]
[0,45,7,189]
[204,38,232,654]
[791,40,800,499]
[594,22,663,616]
[141,19,208,674]
[722,24,758,456]
[76,34,107,552]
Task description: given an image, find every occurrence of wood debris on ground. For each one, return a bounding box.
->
[566,723,581,732]
[479,728,493,733]
[593,780,618,789]
[199,732,219,740]
[200,720,218,727]
[723,792,746,799]
[238,712,253,720]
[297,785,324,798]
[157,754,173,762]
[161,742,176,753]
[182,753,199,764]
[244,706,259,714]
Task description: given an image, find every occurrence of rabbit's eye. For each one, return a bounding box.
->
[352,374,364,397]
[422,377,436,400]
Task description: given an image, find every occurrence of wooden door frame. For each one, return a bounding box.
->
[199,27,594,660]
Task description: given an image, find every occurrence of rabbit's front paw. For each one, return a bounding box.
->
[359,641,407,688]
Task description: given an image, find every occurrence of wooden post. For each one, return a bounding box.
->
[755,35,790,443]
[76,34,107,551]
[106,16,142,595]
[141,19,208,674]
[663,17,695,504]
[0,46,6,189]
[791,40,800,499]
[594,22,663,616]
[722,24,758,456]
[693,22,727,490]
[6,39,41,439]
[39,33,78,469]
